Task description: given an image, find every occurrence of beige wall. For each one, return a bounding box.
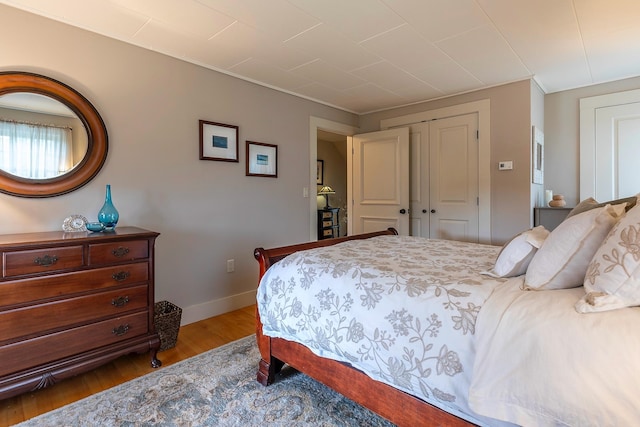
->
[0,5,358,324]
[544,76,640,207]
[360,80,534,244]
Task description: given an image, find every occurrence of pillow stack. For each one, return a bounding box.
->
[487,195,640,312]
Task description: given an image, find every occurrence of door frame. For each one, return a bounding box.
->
[309,117,358,241]
[380,99,492,244]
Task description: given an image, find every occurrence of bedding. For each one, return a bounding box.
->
[256,230,640,426]
[257,235,508,425]
[469,279,640,426]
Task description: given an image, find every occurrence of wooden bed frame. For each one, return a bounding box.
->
[254,228,475,427]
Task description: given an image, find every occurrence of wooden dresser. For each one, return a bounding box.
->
[0,226,161,400]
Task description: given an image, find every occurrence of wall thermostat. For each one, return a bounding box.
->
[498,161,513,170]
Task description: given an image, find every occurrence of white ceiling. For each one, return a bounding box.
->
[3,0,640,114]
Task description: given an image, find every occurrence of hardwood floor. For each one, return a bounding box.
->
[0,305,256,426]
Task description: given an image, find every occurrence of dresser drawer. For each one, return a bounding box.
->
[0,285,148,342]
[89,240,149,265]
[3,246,84,278]
[0,262,149,307]
[0,311,149,377]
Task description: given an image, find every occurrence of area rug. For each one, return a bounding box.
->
[17,336,394,426]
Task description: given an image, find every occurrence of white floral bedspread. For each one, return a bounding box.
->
[257,235,506,423]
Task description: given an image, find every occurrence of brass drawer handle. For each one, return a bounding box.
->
[34,255,58,267]
[112,324,130,336]
[111,296,129,307]
[112,246,130,257]
[112,271,131,282]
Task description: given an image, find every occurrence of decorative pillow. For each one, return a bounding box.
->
[483,226,549,278]
[567,196,636,218]
[576,204,640,313]
[524,203,627,290]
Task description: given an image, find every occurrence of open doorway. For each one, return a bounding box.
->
[317,130,348,238]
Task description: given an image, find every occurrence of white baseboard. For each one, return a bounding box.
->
[179,289,256,326]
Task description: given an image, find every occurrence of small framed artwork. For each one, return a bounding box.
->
[199,120,239,162]
[317,160,324,185]
[246,141,277,177]
[532,126,544,184]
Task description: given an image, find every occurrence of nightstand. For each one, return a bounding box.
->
[534,207,571,231]
[318,208,340,240]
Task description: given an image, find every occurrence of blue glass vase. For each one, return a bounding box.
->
[98,184,119,230]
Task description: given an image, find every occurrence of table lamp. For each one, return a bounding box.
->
[318,186,335,209]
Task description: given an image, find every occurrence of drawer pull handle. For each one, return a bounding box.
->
[112,271,130,282]
[111,296,129,307]
[112,324,130,336]
[34,255,58,267]
[112,247,130,257]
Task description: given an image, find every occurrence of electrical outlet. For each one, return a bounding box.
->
[226,259,235,273]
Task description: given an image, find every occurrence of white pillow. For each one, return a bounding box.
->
[524,203,626,290]
[576,204,640,313]
[483,226,549,278]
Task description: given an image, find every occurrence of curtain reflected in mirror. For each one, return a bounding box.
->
[0,92,87,179]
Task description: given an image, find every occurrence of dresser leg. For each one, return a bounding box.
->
[151,350,162,368]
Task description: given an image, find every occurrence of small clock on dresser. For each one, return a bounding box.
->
[62,214,88,232]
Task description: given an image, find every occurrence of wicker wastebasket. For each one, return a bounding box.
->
[154,301,182,351]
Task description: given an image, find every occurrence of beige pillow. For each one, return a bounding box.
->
[576,204,640,313]
[483,226,549,278]
[524,203,627,290]
[567,196,636,218]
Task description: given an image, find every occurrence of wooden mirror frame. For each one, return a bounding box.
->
[0,72,108,197]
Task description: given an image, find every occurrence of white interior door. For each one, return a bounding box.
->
[594,102,640,200]
[349,128,410,235]
[429,114,479,242]
[580,89,640,201]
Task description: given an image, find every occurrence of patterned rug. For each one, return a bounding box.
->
[17,336,394,426]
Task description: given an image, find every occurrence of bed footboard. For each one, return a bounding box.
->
[253,228,474,427]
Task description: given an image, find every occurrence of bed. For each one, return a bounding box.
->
[254,198,640,426]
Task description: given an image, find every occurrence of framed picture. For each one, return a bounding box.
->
[317,159,324,185]
[532,126,544,184]
[199,120,239,162]
[246,141,277,177]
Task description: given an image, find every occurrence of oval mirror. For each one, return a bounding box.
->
[0,72,108,197]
